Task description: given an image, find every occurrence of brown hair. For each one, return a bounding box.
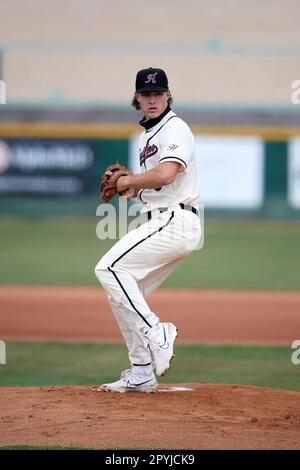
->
[131,94,174,110]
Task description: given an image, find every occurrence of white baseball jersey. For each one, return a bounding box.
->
[137,109,200,213]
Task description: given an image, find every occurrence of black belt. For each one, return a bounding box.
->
[147,203,199,221]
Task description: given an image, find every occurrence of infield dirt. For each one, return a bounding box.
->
[1,286,300,449]
[0,384,300,449]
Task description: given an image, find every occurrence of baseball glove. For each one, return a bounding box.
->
[99,162,133,202]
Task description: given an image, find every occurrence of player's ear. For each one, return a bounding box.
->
[135,92,140,103]
[167,90,171,99]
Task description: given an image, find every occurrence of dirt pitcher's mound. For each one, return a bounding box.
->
[1,384,300,449]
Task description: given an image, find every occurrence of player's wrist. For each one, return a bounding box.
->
[116,174,131,192]
[122,175,132,189]
[123,174,136,189]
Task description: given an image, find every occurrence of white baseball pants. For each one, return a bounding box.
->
[95,206,201,365]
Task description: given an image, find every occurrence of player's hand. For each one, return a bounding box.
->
[99,163,132,202]
[116,175,130,193]
[117,176,136,200]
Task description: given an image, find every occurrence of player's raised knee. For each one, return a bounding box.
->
[94,259,110,284]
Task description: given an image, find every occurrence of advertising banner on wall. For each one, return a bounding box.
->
[130,135,264,209]
[288,138,300,208]
[0,139,95,195]
[195,137,264,208]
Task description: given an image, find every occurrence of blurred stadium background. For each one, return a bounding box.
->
[0,0,300,398]
[0,0,300,220]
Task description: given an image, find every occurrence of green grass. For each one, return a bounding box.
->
[1,217,300,290]
[0,342,299,392]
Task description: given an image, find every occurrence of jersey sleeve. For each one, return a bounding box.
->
[158,124,194,171]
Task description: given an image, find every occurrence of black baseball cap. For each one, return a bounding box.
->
[135,67,169,92]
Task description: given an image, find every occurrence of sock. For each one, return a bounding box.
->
[132,364,153,377]
[146,322,160,341]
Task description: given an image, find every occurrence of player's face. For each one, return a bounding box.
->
[136,91,170,119]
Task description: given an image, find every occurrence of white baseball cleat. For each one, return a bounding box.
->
[146,322,178,376]
[99,369,158,393]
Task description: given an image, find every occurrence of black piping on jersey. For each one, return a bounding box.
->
[138,189,145,203]
[107,211,175,327]
[159,156,187,169]
[141,115,179,171]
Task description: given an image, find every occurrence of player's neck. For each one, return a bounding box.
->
[139,105,172,130]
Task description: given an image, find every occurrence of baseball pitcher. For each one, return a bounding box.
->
[95,67,201,392]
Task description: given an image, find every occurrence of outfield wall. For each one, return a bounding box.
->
[0,124,299,219]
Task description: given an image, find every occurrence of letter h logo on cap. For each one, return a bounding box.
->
[145,73,158,84]
[135,67,169,92]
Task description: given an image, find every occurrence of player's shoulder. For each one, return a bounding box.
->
[163,112,193,137]
[164,112,191,130]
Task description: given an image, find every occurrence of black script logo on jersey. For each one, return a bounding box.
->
[139,144,158,166]
[167,144,179,151]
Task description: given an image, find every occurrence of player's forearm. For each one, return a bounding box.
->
[124,167,175,190]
